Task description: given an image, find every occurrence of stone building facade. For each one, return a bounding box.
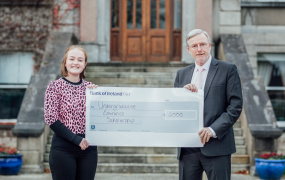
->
[0,0,53,150]
[1,0,285,174]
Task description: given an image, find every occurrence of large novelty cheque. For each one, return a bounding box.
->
[85,87,204,147]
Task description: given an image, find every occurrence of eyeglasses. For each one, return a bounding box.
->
[190,43,209,50]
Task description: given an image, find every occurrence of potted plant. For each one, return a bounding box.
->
[0,146,23,175]
[255,152,285,180]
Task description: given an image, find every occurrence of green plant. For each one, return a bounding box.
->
[258,152,285,160]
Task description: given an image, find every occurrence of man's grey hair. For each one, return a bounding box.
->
[186,29,211,47]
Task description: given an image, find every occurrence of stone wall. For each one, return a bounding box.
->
[0,129,17,148]
[278,134,285,154]
[241,3,285,76]
[53,0,80,39]
[0,1,53,152]
[0,2,53,73]
[241,2,285,153]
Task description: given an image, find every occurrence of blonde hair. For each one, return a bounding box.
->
[61,45,88,79]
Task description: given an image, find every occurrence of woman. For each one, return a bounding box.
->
[44,45,98,180]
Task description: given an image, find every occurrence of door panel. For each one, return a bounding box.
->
[127,36,142,55]
[122,0,145,62]
[146,0,170,62]
[150,36,165,55]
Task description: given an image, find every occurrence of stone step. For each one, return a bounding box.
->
[0,173,263,180]
[98,154,177,164]
[44,153,177,164]
[44,153,248,165]
[44,153,48,162]
[233,121,241,128]
[231,154,249,164]
[96,163,249,174]
[102,146,246,155]
[236,145,247,155]
[97,173,179,180]
[96,173,259,180]
[235,137,245,145]
[86,72,176,78]
[46,144,247,155]
[48,135,53,144]
[47,131,244,145]
[98,147,177,154]
[231,164,250,174]
[85,77,175,86]
[85,64,180,86]
[43,162,50,171]
[45,145,177,154]
[96,173,179,180]
[46,144,51,153]
[92,84,173,88]
[85,64,183,73]
[93,173,260,180]
[233,128,243,136]
[44,162,249,174]
[44,162,179,174]
[97,163,178,173]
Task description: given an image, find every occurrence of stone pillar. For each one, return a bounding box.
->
[80,0,97,42]
[17,129,48,173]
[181,0,196,63]
[195,0,213,40]
[97,0,110,62]
[80,0,110,63]
[219,0,241,34]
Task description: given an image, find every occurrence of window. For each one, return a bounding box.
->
[257,53,285,127]
[0,52,34,120]
[173,0,181,29]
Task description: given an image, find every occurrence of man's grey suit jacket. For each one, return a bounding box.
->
[174,58,243,159]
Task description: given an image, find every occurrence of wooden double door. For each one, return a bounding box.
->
[111,0,181,62]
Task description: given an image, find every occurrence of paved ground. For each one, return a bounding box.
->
[0,173,263,180]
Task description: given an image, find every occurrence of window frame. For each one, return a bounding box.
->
[257,53,285,128]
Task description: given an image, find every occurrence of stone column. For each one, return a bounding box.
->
[80,0,110,62]
[97,0,110,62]
[195,0,213,39]
[17,128,49,173]
[219,0,241,34]
[181,0,196,63]
[80,0,97,42]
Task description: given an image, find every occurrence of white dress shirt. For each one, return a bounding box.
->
[191,56,217,138]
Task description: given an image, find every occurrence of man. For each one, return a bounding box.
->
[174,29,243,180]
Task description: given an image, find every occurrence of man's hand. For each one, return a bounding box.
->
[184,84,198,92]
[79,138,89,150]
[198,128,213,145]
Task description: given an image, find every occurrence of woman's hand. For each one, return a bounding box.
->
[87,84,98,89]
[79,138,89,150]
